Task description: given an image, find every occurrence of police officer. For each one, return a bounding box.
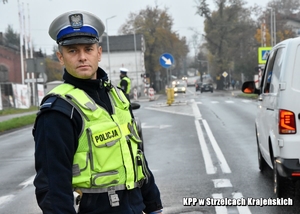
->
[33,10,163,214]
[118,67,131,100]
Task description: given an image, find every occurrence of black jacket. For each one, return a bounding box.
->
[33,67,162,214]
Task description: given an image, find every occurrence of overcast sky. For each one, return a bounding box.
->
[0,0,271,56]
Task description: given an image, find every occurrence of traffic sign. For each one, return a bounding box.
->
[25,78,44,83]
[222,71,228,78]
[258,47,272,64]
[159,53,174,68]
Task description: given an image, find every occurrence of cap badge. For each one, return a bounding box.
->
[69,14,83,29]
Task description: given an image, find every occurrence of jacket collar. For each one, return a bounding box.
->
[63,67,108,92]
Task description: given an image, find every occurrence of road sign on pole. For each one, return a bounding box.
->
[258,47,272,64]
[159,53,174,68]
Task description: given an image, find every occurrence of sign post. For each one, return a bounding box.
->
[159,53,174,86]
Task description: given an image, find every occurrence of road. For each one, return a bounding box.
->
[0,87,299,213]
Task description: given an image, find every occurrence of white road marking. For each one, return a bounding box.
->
[232,192,252,214]
[202,120,231,174]
[0,175,35,209]
[225,100,234,103]
[141,123,172,129]
[0,195,15,207]
[212,179,232,188]
[241,99,252,103]
[19,175,35,189]
[211,101,219,104]
[212,193,228,214]
[191,100,216,174]
[144,107,194,117]
[191,100,202,120]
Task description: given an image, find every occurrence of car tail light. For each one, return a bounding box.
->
[292,172,300,177]
[279,109,296,134]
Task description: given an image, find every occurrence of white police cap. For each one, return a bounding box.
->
[49,10,105,46]
[120,67,129,74]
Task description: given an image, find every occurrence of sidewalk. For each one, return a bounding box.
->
[0,111,37,123]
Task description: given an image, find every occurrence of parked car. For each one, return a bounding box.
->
[242,37,300,198]
[200,82,213,93]
[173,82,186,93]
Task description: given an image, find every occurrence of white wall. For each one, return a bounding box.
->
[99,50,145,87]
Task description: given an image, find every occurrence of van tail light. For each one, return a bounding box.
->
[279,109,296,134]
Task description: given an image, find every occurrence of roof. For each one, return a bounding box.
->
[101,34,144,52]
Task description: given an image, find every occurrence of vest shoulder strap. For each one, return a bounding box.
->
[35,95,83,137]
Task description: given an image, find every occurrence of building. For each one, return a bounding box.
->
[284,15,300,37]
[0,32,22,84]
[100,33,146,90]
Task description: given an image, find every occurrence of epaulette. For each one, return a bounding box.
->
[40,96,58,110]
[34,95,83,137]
[38,96,75,120]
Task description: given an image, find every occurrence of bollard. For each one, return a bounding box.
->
[166,88,174,105]
[133,88,138,101]
[148,88,155,101]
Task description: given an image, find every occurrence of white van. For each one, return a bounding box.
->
[242,37,300,198]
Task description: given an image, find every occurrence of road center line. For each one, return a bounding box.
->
[202,120,231,174]
[191,100,215,174]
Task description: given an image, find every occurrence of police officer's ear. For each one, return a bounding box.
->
[56,49,65,66]
[97,45,102,62]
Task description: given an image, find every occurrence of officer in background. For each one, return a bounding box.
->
[118,67,131,100]
[33,10,163,214]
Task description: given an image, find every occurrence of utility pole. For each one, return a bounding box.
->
[270,8,276,46]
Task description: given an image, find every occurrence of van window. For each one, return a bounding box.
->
[269,48,283,93]
[262,48,283,94]
[291,45,300,90]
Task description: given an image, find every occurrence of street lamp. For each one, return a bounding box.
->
[105,15,116,80]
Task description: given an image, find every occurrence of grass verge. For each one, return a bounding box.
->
[236,93,258,99]
[0,114,37,133]
[0,106,38,116]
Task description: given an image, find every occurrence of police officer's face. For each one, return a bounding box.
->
[56,43,101,79]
